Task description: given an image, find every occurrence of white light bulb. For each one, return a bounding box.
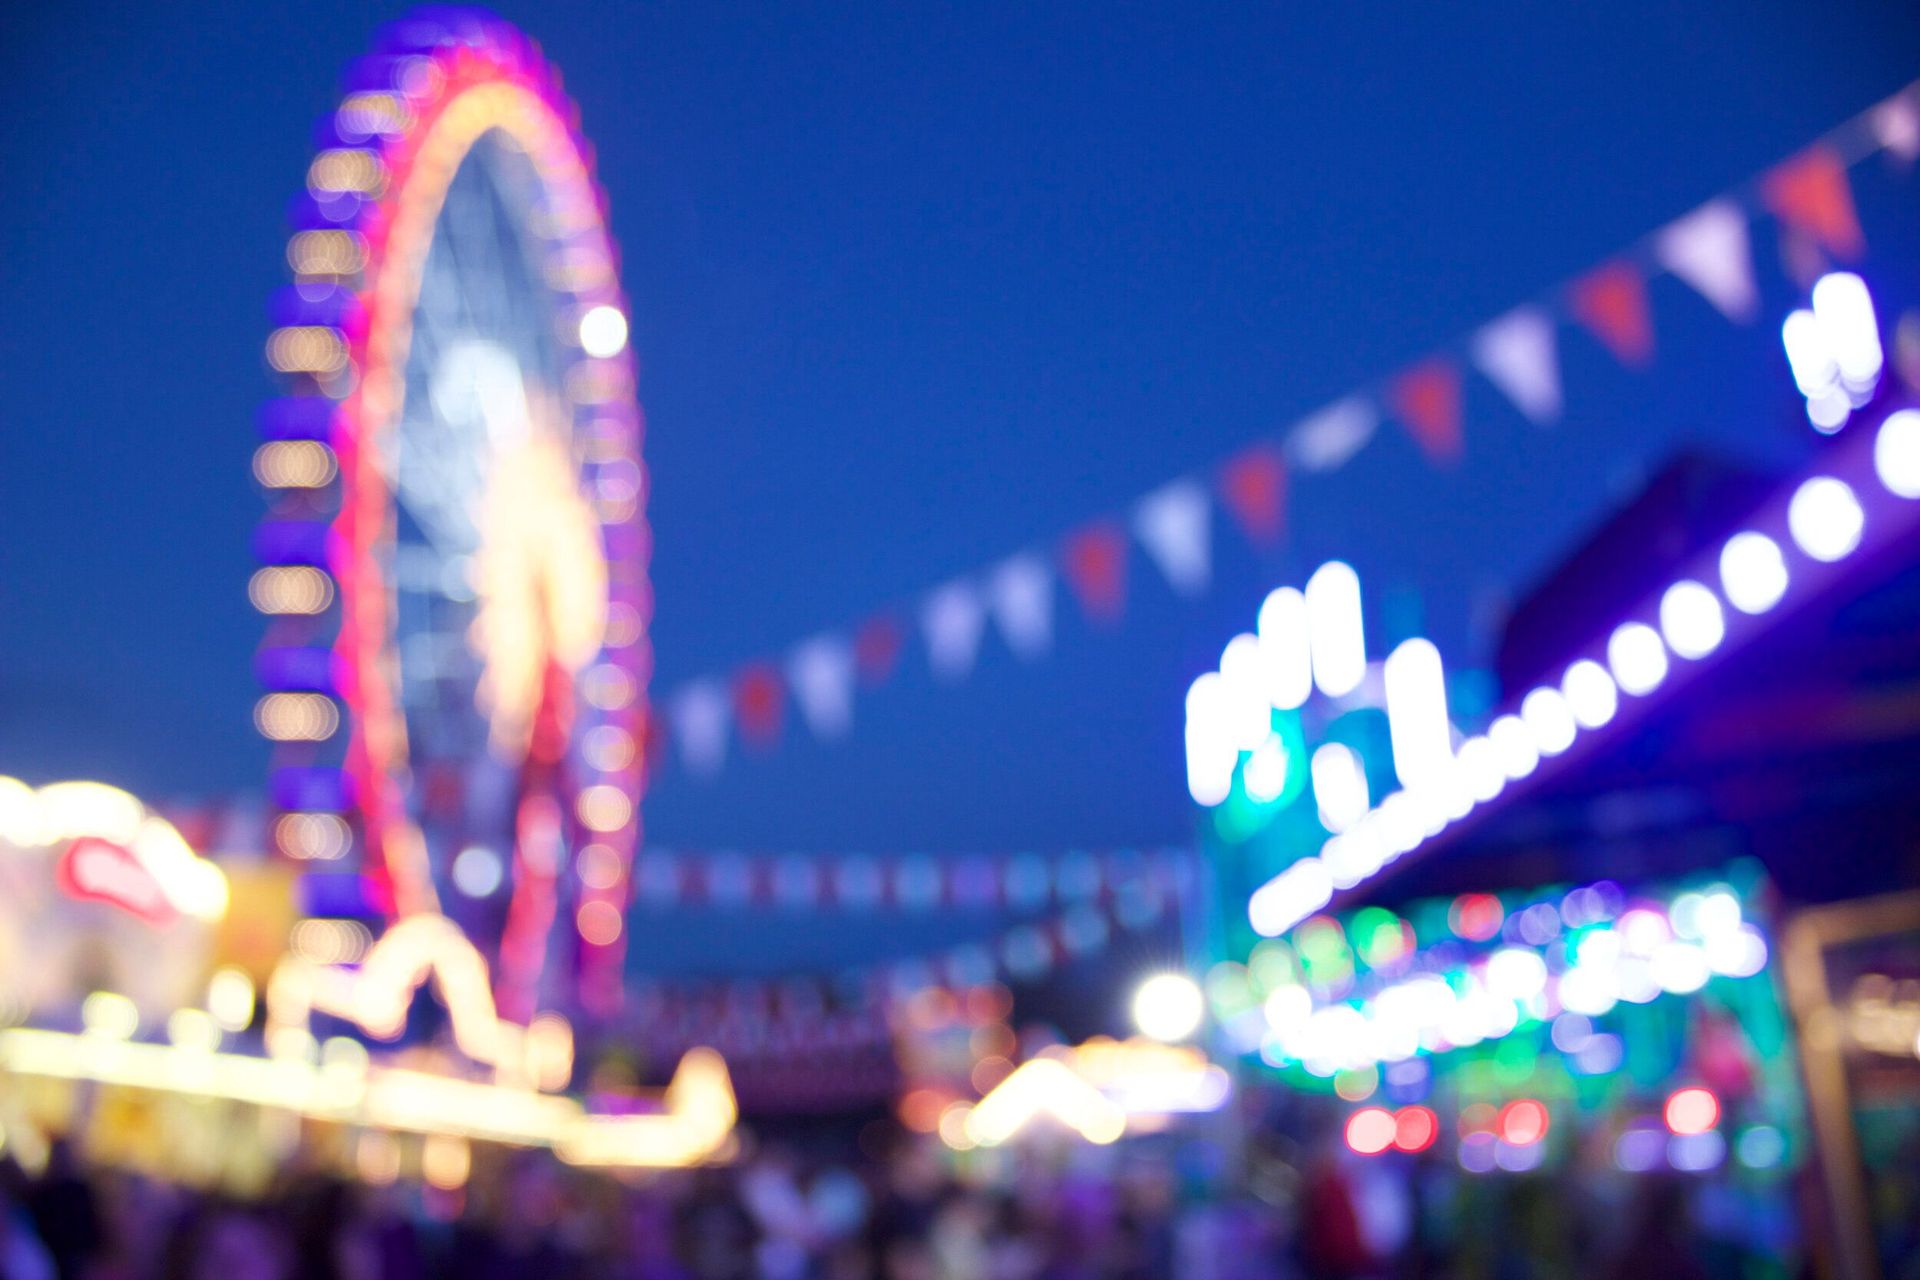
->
[1487,714,1539,780]
[1305,562,1366,698]
[1310,742,1370,833]
[1877,409,1920,499]
[1810,272,1881,390]
[1520,687,1576,756]
[578,304,629,358]
[1788,476,1864,562]
[1256,587,1314,710]
[1719,533,1788,615]
[1562,660,1618,729]
[1133,973,1206,1042]
[1659,581,1725,660]
[1606,622,1668,697]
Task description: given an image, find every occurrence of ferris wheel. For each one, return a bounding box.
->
[251,10,649,1017]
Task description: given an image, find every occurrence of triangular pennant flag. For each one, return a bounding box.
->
[788,636,855,740]
[1763,145,1864,260]
[1286,397,1378,473]
[1388,360,1463,464]
[1569,261,1654,366]
[852,614,902,685]
[1133,479,1213,594]
[733,664,785,746]
[922,580,987,680]
[671,681,730,776]
[1654,200,1759,323]
[1873,89,1920,163]
[987,554,1054,660]
[1469,307,1561,424]
[1061,521,1128,623]
[1217,445,1286,546]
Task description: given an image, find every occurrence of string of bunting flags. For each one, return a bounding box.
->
[627,844,1195,913]
[652,82,1920,781]
[620,851,1196,1061]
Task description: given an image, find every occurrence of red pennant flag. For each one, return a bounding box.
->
[1569,261,1654,367]
[1763,145,1864,261]
[1061,521,1128,623]
[1388,360,1462,464]
[852,615,902,685]
[733,664,785,746]
[1219,443,1287,545]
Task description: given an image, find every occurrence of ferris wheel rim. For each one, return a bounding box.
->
[254,11,649,1015]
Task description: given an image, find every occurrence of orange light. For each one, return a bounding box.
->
[1664,1087,1719,1136]
[898,1088,944,1133]
[1497,1099,1550,1146]
[1393,1105,1438,1153]
[1345,1107,1396,1155]
[576,901,622,946]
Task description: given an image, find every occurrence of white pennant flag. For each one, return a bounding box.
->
[1655,200,1758,322]
[671,681,730,776]
[1286,396,1378,473]
[922,580,987,681]
[1470,307,1561,424]
[1873,91,1920,162]
[1132,479,1211,596]
[788,636,855,740]
[988,554,1053,659]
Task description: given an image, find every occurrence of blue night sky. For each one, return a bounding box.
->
[4,1,1920,864]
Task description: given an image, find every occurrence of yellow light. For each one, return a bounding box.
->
[525,1013,575,1093]
[336,92,410,140]
[267,326,349,375]
[275,812,351,861]
[209,967,257,1032]
[252,440,338,489]
[576,844,622,891]
[0,778,228,921]
[582,726,635,773]
[421,1133,471,1189]
[575,785,631,834]
[256,693,341,742]
[575,901,622,946]
[937,1103,977,1151]
[166,1008,220,1053]
[290,918,371,964]
[307,148,387,196]
[965,1058,1128,1148]
[287,229,367,276]
[80,992,138,1041]
[582,665,634,711]
[0,1027,733,1170]
[356,1129,400,1186]
[250,566,335,615]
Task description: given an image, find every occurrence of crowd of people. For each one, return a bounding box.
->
[0,1129,1773,1280]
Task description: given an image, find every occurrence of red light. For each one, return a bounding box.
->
[1345,1107,1397,1155]
[1393,1106,1438,1153]
[1664,1087,1719,1136]
[1449,893,1505,942]
[1497,1099,1550,1146]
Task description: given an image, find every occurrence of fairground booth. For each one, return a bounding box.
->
[1191,234,1920,1275]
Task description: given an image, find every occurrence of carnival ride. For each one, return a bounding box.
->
[252,8,648,1021]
